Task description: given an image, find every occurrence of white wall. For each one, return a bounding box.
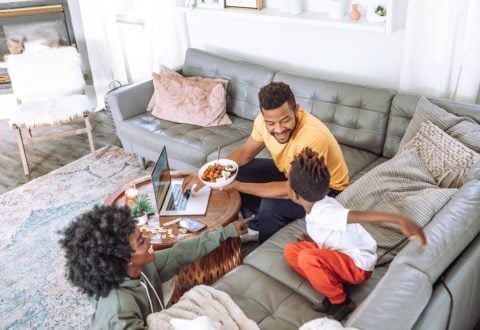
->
[180,11,405,91]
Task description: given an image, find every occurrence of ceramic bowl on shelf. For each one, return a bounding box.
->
[198,159,238,189]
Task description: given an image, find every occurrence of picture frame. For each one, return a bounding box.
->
[225,0,263,9]
[196,0,225,9]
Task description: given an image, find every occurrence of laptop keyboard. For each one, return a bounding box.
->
[166,184,190,211]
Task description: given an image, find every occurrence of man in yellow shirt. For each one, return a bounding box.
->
[183,82,349,242]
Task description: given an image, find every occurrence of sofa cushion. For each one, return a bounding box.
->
[339,144,380,180]
[401,121,480,188]
[183,48,276,121]
[151,73,231,127]
[384,94,480,158]
[213,264,326,329]
[337,148,457,265]
[146,65,229,113]
[117,113,252,167]
[273,72,395,155]
[242,220,388,306]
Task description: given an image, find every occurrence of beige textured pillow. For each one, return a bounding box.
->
[399,97,480,153]
[401,121,480,188]
[337,148,457,265]
[147,65,228,112]
[151,73,232,127]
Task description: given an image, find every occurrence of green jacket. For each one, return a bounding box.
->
[91,224,238,329]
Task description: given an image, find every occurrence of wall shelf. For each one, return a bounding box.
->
[178,1,408,34]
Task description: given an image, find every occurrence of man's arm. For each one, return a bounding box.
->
[182,137,264,192]
[222,180,290,199]
[226,136,265,166]
[348,211,427,246]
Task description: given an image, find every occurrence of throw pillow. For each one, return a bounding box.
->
[399,97,480,153]
[401,121,480,188]
[147,65,229,112]
[151,73,232,127]
[337,148,457,265]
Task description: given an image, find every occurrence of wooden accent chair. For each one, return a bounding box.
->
[7,46,95,175]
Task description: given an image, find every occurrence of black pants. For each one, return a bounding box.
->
[236,159,305,243]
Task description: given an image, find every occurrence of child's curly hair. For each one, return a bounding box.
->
[289,147,330,202]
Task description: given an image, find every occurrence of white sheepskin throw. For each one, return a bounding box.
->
[9,95,90,128]
[299,317,359,330]
[146,285,259,330]
[7,46,85,102]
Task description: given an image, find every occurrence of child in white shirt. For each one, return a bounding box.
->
[284,148,426,321]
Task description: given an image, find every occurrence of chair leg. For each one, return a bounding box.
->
[84,113,96,160]
[13,125,30,176]
[137,156,146,170]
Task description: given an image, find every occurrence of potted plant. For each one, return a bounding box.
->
[130,194,154,225]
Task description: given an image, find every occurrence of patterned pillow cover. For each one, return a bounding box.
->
[151,73,232,127]
[399,96,480,153]
[337,148,457,265]
[147,65,229,112]
[401,121,480,188]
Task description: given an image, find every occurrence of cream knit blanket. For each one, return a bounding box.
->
[146,285,259,330]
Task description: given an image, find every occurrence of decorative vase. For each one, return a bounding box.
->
[350,4,361,20]
[289,0,302,15]
[328,0,345,19]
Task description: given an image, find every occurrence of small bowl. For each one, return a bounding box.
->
[198,159,238,188]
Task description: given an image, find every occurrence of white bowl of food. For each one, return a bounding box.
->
[198,159,238,188]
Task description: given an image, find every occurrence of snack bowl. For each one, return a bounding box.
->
[198,159,238,188]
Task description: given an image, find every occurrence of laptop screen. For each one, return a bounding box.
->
[151,147,171,213]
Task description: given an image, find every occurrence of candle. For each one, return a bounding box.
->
[125,185,138,206]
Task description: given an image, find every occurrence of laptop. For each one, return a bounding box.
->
[151,146,210,216]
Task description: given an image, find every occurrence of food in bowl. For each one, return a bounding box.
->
[198,159,238,188]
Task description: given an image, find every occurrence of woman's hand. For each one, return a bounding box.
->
[232,215,255,236]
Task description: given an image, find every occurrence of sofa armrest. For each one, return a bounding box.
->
[345,263,432,330]
[106,79,154,125]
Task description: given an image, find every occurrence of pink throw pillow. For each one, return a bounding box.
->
[146,65,229,112]
[151,73,232,127]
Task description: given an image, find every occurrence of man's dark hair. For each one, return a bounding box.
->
[59,205,136,299]
[289,148,330,202]
[258,82,296,111]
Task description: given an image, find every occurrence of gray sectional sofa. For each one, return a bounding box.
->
[107,48,480,329]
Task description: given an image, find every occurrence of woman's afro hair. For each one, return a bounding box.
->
[59,205,136,299]
[289,147,330,202]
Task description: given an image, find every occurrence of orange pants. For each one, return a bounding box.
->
[284,241,371,304]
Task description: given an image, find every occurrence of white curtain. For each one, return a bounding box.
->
[399,0,480,103]
[78,0,128,111]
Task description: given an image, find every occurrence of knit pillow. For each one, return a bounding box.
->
[151,73,231,127]
[337,148,457,265]
[399,97,480,153]
[400,121,480,188]
[147,65,228,112]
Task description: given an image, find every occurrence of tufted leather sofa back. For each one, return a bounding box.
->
[183,48,276,121]
[384,94,480,158]
[274,72,395,155]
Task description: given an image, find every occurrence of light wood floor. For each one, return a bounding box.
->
[0,110,122,195]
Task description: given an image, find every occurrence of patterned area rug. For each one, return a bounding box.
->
[0,145,150,329]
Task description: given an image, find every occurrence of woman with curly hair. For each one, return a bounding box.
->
[59,205,252,329]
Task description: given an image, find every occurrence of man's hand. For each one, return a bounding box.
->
[297,233,313,242]
[232,215,255,236]
[182,173,204,193]
[219,180,239,192]
[399,217,427,247]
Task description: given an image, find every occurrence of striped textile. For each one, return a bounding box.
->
[399,97,480,153]
[337,149,457,265]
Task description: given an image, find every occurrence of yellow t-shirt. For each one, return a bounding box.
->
[251,109,349,191]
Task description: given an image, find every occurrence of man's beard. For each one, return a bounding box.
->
[272,115,298,144]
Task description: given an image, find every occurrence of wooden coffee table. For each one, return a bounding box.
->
[104,172,242,304]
